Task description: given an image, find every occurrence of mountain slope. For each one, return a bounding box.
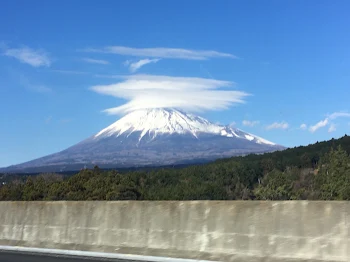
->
[2,108,285,173]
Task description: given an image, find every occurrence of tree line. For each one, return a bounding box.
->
[1,135,350,201]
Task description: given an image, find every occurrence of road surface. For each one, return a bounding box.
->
[0,251,142,262]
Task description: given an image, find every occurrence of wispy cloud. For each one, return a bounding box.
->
[18,75,52,93]
[82,58,110,65]
[124,58,160,72]
[29,85,52,93]
[45,116,52,124]
[300,123,307,130]
[261,61,270,66]
[309,112,350,133]
[242,120,259,127]
[3,46,51,67]
[199,64,214,78]
[90,74,249,115]
[328,123,336,133]
[83,46,236,60]
[59,118,72,124]
[266,121,289,130]
[51,69,89,75]
[328,112,350,120]
[0,41,6,49]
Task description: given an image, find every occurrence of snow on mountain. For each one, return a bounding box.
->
[95,108,276,146]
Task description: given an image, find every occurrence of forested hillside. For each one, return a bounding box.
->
[1,135,349,201]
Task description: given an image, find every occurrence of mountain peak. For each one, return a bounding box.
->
[94,108,276,146]
[95,108,218,140]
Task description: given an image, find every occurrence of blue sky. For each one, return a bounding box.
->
[1,0,350,167]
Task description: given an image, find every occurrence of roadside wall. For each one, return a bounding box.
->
[0,201,349,261]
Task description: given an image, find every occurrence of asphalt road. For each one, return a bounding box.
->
[0,251,142,262]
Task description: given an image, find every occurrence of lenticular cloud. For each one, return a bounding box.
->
[90,74,249,115]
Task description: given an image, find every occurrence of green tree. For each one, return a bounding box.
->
[315,146,350,200]
[254,169,294,200]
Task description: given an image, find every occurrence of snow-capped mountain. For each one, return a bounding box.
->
[1,108,285,173]
[95,108,275,145]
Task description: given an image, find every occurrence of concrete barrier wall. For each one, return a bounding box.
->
[0,201,349,262]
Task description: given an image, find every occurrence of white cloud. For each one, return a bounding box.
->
[328,123,336,133]
[300,123,307,130]
[3,46,51,67]
[328,112,350,119]
[83,46,236,60]
[309,111,350,133]
[309,119,329,133]
[82,58,110,65]
[125,58,160,72]
[242,120,259,127]
[266,121,289,130]
[90,74,249,115]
